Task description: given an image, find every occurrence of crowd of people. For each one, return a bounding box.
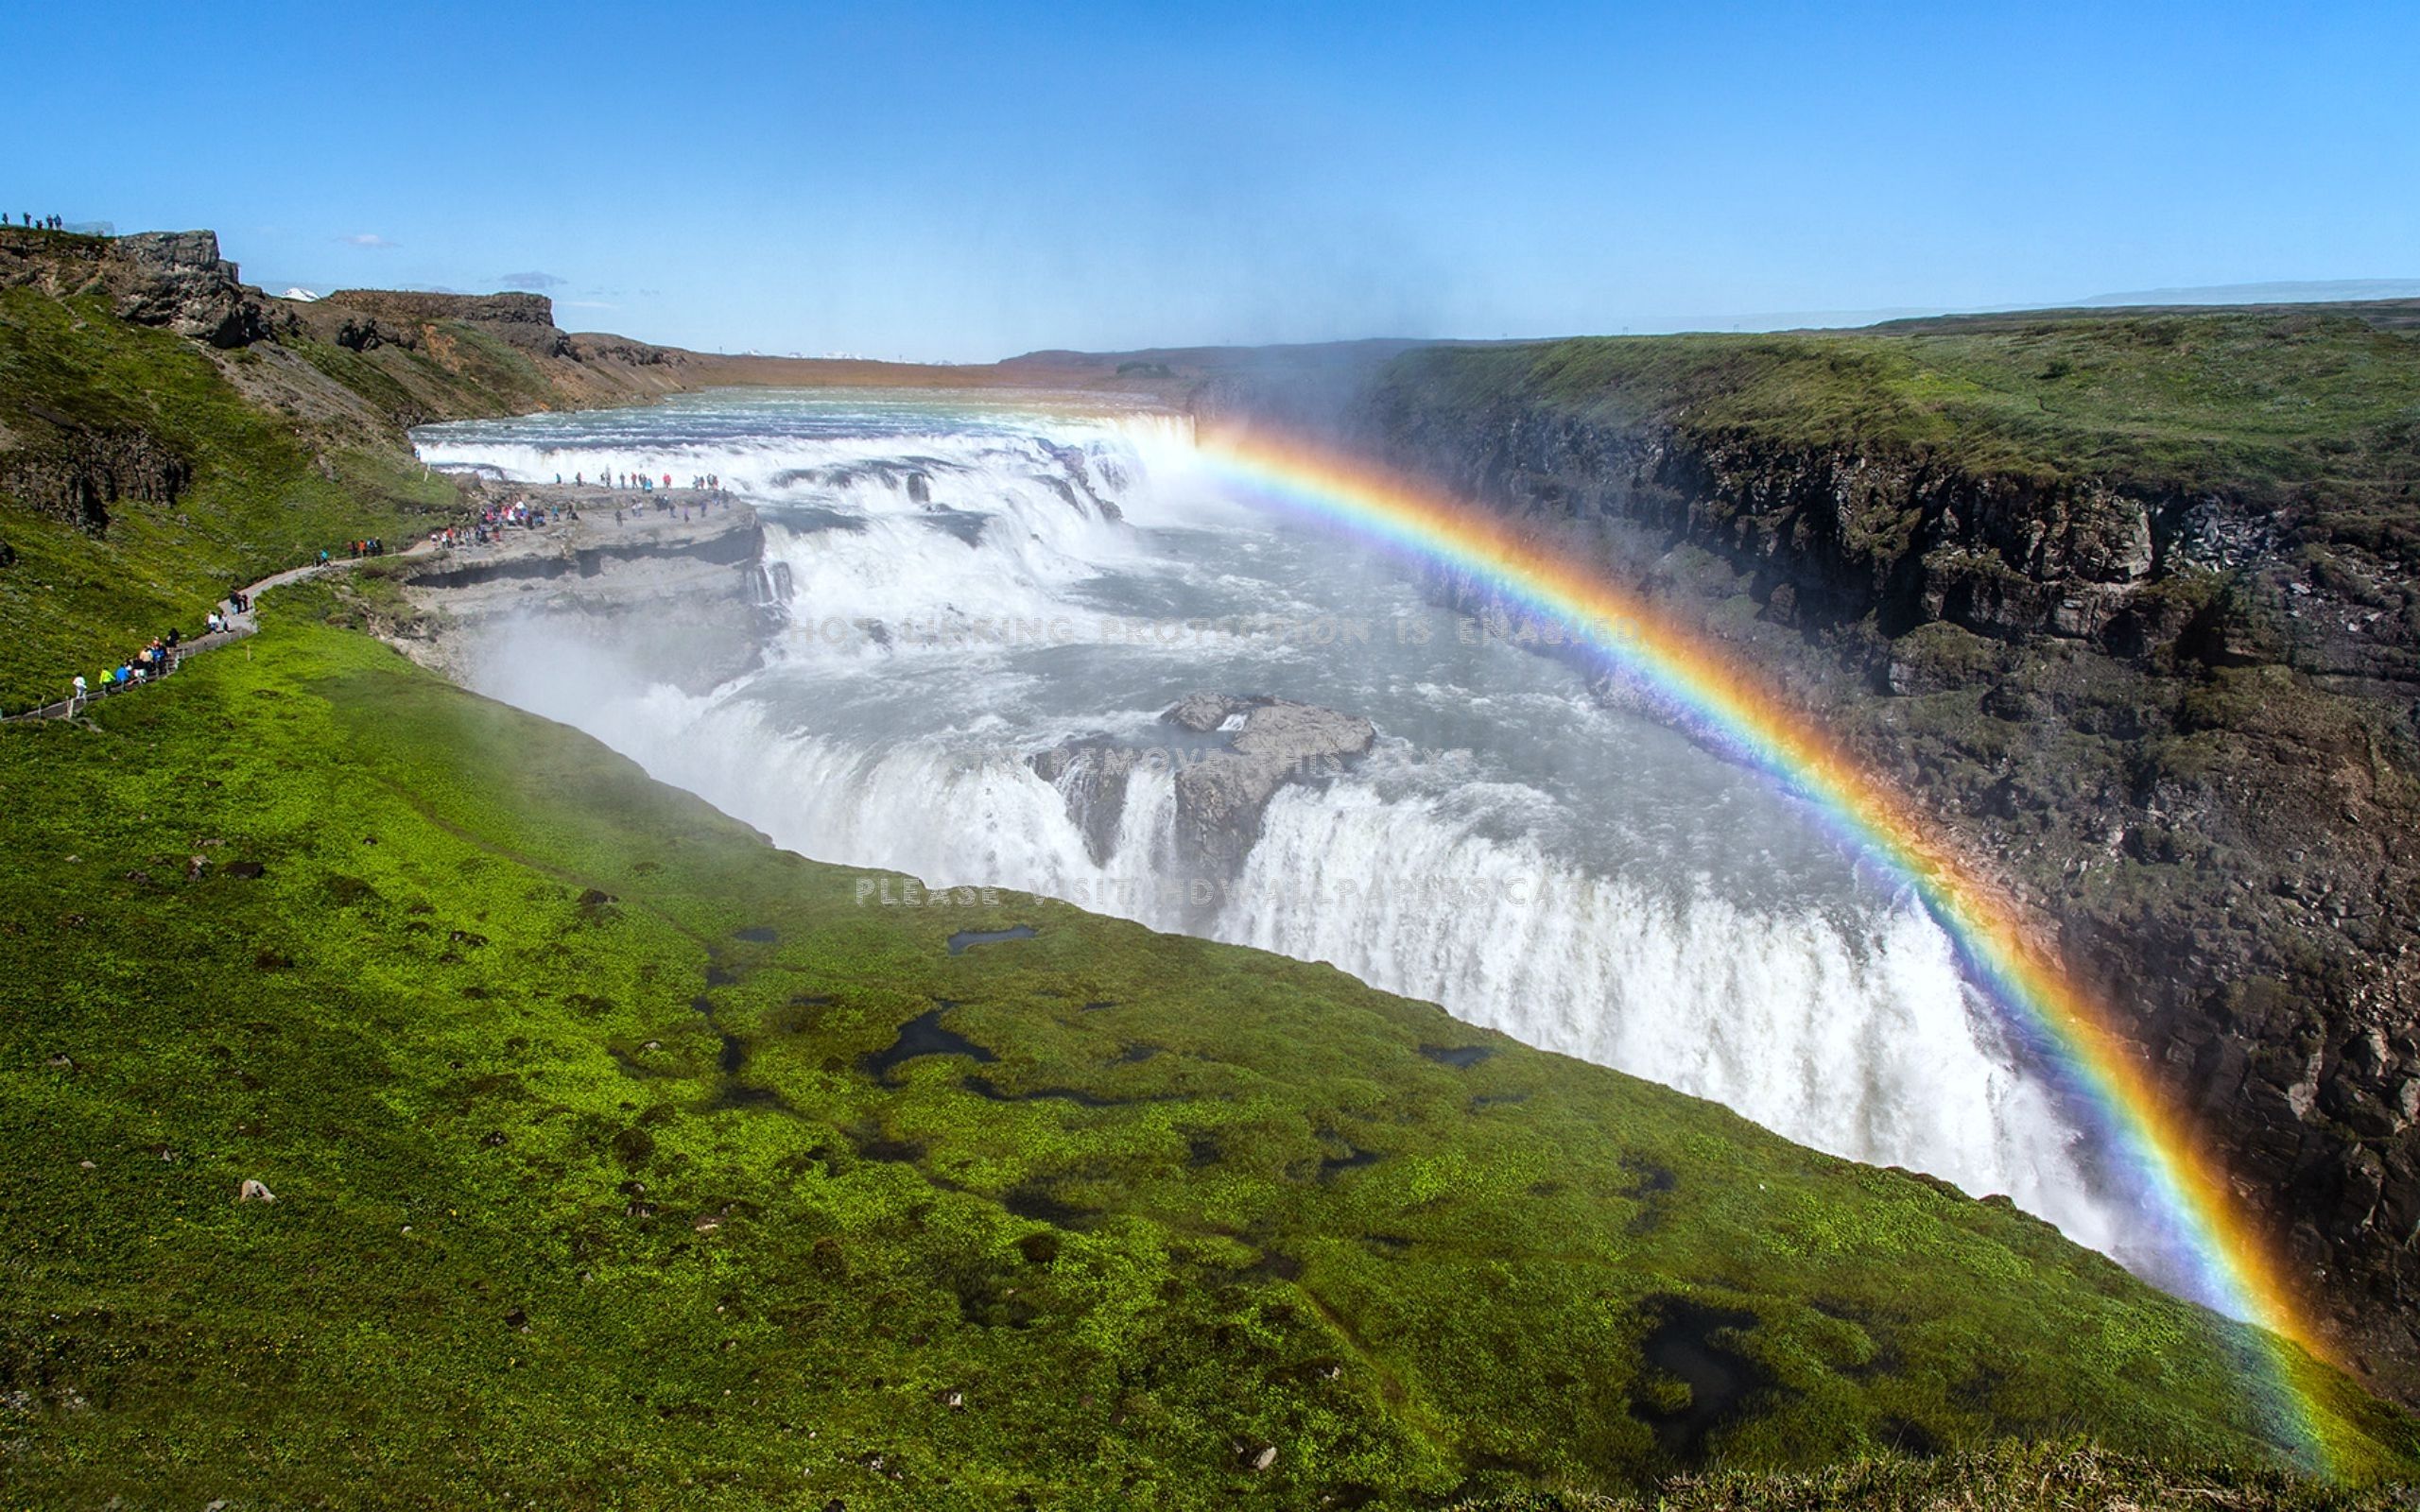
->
[16,213,68,231]
[69,621,204,713]
[461,494,576,545]
[562,471,725,493]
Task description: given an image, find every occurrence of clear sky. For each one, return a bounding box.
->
[6,1,2414,361]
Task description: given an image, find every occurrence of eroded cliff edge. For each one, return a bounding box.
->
[1209,311,2420,1398]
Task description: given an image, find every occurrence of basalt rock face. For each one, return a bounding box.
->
[1334,377,2420,1401]
[0,426,188,534]
[1167,695,1377,881]
[0,227,271,348]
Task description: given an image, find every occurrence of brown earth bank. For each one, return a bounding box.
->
[8,221,2412,1406]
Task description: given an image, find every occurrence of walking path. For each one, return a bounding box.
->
[3,541,436,723]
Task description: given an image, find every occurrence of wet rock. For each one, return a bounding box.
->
[1028,694,1374,895]
[1171,696,1374,879]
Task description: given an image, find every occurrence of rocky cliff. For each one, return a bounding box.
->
[1275,317,2420,1400]
[0,226,271,348]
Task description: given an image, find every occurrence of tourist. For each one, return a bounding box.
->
[70,674,86,713]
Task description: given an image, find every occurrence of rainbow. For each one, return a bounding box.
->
[1190,426,2347,1468]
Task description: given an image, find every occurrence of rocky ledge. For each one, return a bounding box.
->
[391,485,779,693]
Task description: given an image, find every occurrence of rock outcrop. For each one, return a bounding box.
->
[1031,694,1375,897]
[394,494,775,693]
[0,425,187,534]
[1,226,270,348]
[316,290,571,357]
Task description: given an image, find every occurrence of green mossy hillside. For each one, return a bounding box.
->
[0,286,460,706]
[1,591,2411,1509]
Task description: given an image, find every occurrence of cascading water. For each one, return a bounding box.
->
[413,387,2135,1279]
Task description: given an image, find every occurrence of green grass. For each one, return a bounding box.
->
[0,587,2411,1509]
[1376,310,2420,562]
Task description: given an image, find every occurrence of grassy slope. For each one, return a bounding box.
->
[1378,310,2420,559]
[0,590,2412,1508]
[0,288,473,708]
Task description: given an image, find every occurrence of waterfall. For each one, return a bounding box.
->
[416,389,2141,1282]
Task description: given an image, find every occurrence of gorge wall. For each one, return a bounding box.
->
[1232,325,2420,1400]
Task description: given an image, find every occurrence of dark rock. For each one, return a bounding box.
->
[1028,695,1374,901]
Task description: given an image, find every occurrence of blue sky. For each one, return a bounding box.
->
[6,1,2414,361]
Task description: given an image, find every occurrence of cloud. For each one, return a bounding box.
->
[562,300,620,311]
[498,270,567,289]
[339,232,399,249]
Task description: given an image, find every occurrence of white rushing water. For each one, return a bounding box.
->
[413,389,2134,1271]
